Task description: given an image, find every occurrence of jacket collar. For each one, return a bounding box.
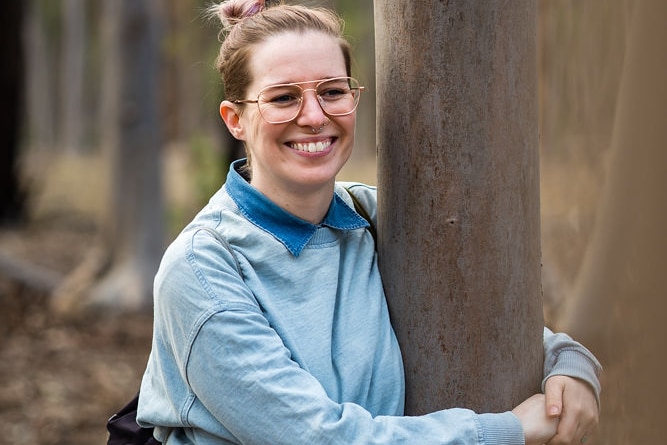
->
[225,159,369,256]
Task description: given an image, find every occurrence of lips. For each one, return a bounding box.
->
[289,138,333,153]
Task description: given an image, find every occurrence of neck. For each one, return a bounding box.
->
[251,179,335,224]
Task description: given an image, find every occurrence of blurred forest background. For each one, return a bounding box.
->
[0,0,662,444]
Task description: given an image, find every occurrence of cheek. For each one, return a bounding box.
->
[239,112,266,143]
[244,120,284,156]
[340,115,357,138]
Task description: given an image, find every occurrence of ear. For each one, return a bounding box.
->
[219,101,245,140]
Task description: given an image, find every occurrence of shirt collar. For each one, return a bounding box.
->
[225,159,369,257]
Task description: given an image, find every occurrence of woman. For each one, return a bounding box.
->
[137,1,601,444]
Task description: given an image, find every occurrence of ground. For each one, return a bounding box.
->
[0,215,153,445]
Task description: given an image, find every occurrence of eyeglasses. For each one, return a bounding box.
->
[233,77,365,124]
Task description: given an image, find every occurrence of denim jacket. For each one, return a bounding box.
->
[138,160,601,444]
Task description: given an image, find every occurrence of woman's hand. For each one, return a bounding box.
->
[544,375,599,444]
[512,394,559,445]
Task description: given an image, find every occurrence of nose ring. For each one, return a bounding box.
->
[311,118,330,134]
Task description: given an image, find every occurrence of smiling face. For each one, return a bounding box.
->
[220,30,357,197]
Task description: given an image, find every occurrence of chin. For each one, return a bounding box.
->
[294,165,344,188]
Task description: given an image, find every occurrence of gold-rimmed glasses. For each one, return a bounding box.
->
[232,77,364,124]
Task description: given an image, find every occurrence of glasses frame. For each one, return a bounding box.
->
[232,77,365,125]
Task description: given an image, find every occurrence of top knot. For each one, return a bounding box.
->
[208,0,281,32]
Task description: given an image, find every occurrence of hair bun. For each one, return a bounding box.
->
[208,0,272,31]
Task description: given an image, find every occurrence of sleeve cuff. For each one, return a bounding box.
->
[542,349,603,407]
[477,411,525,445]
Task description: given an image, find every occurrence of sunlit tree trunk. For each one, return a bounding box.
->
[562,1,667,442]
[375,0,543,415]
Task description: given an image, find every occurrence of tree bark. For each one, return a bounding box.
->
[375,0,543,415]
[563,1,667,442]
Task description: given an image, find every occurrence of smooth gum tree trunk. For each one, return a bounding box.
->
[374,0,543,415]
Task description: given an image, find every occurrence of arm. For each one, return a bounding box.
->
[186,305,524,445]
[145,224,544,444]
[174,230,524,444]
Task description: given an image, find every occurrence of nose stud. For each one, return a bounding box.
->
[311,118,330,133]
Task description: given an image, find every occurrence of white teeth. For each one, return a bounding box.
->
[292,140,331,153]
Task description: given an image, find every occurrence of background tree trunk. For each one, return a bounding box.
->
[85,0,165,312]
[25,0,60,153]
[375,0,543,415]
[562,1,667,442]
[60,0,86,153]
[0,0,25,224]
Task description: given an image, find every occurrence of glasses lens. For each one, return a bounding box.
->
[257,84,303,123]
[317,78,361,116]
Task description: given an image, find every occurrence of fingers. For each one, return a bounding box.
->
[512,394,559,444]
[546,405,580,444]
[544,376,599,445]
[547,403,597,445]
[544,375,565,417]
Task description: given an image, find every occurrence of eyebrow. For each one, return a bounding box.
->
[262,76,348,88]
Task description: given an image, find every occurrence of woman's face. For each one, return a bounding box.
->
[224,31,356,196]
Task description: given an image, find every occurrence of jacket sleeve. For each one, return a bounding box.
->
[542,327,603,405]
[185,307,524,445]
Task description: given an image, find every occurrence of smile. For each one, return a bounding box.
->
[289,138,333,153]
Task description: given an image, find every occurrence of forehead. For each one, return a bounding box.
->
[247,30,347,89]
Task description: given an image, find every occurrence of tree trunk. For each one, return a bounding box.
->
[0,0,25,224]
[25,0,56,152]
[375,0,543,415]
[60,0,86,153]
[562,1,667,442]
[86,0,165,312]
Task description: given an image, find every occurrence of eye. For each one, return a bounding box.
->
[318,80,351,101]
[261,86,301,107]
[320,88,347,100]
[270,93,299,104]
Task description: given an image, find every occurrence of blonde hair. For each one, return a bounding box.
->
[207,0,352,102]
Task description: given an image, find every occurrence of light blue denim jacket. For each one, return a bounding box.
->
[138,160,601,444]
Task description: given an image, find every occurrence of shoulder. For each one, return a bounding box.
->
[336,181,377,197]
[155,224,253,310]
[335,182,377,216]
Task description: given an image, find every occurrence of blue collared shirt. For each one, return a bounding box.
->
[224,161,369,257]
[138,160,600,444]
